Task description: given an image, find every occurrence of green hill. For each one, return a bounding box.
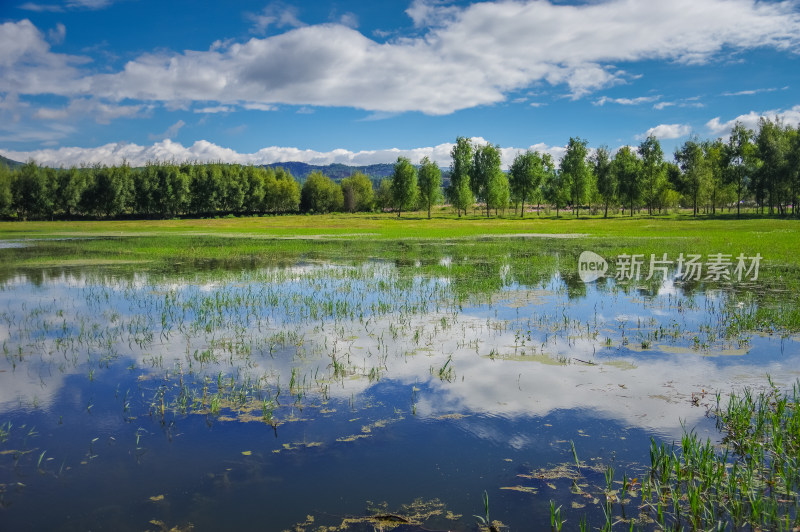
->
[0,154,23,169]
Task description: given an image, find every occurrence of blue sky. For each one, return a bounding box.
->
[1,0,799,168]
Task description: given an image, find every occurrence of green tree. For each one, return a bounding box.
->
[417,156,442,219]
[189,164,222,215]
[612,146,641,217]
[560,137,591,218]
[11,161,51,220]
[471,143,504,217]
[159,163,189,217]
[638,135,666,215]
[788,126,800,217]
[374,178,393,212]
[391,156,418,217]
[220,164,245,213]
[83,163,131,218]
[592,146,615,218]
[300,171,343,213]
[703,139,726,215]
[543,168,568,217]
[0,164,12,217]
[133,163,157,216]
[447,136,474,217]
[54,167,87,217]
[265,167,300,213]
[674,138,709,217]
[340,171,374,212]
[509,150,546,217]
[755,118,791,215]
[241,165,267,213]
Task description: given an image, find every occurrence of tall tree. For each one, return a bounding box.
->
[674,138,709,217]
[391,156,418,217]
[509,150,546,217]
[592,146,615,218]
[447,136,474,217]
[53,167,87,218]
[11,161,51,220]
[755,117,790,215]
[703,139,726,215]
[560,137,591,218]
[374,178,393,212]
[300,171,342,213]
[241,165,266,213]
[725,121,755,218]
[788,126,800,217]
[417,156,442,219]
[638,135,665,215]
[612,146,641,217]
[340,171,374,212]
[265,167,300,213]
[543,168,568,218]
[487,166,510,215]
[471,143,504,217]
[0,164,13,217]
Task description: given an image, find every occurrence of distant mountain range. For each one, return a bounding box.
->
[0,156,451,184]
[265,161,451,185]
[0,155,23,169]
[264,162,397,182]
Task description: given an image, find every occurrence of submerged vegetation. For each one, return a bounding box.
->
[0,220,798,530]
[534,381,800,531]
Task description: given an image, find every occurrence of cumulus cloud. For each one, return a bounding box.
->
[706,105,800,136]
[0,137,567,169]
[0,19,90,96]
[4,1,800,115]
[636,123,692,140]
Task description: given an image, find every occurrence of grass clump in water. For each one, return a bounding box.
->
[640,378,800,531]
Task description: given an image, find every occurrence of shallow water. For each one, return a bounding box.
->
[0,241,798,531]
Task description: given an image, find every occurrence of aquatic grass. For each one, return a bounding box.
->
[637,380,800,530]
[0,219,798,530]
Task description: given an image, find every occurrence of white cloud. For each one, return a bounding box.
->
[337,12,359,29]
[19,3,64,12]
[246,3,305,34]
[147,120,185,141]
[20,0,114,11]
[194,105,232,114]
[0,122,75,144]
[654,98,705,110]
[33,97,144,124]
[0,19,90,96]
[594,95,660,106]
[4,1,800,115]
[706,105,800,136]
[636,123,692,140]
[47,22,66,44]
[721,87,787,97]
[0,138,566,169]
[242,102,276,111]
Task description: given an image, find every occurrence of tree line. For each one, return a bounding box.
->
[0,117,798,220]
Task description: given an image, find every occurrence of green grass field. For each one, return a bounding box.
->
[1,210,798,265]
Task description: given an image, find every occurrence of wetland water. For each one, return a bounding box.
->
[0,237,798,530]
